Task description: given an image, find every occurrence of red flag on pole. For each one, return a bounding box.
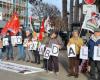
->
[38,18,45,41]
[1,20,11,36]
[8,12,20,35]
[1,12,20,36]
[38,32,43,41]
[40,19,45,32]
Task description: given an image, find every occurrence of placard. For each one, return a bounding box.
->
[23,39,28,47]
[80,46,88,60]
[28,42,34,50]
[38,44,45,55]
[44,47,52,59]
[33,41,38,50]
[3,38,9,46]
[16,36,22,44]
[93,46,100,61]
[67,44,76,57]
[51,44,59,57]
[11,36,17,46]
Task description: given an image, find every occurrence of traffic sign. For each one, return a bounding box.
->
[84,0,96,4]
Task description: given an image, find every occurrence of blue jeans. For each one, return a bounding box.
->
[0,48,2,59]
[17,44,25,60]
[6,45,13,59]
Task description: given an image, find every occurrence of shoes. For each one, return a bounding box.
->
[67,74,74,77]
[74,74,79,78]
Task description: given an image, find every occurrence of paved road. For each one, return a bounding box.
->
[0,50,88,80]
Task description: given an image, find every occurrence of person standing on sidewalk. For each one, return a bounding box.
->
[47,30,63,74]
[5,31,14,60]
[0,35,3,60]
[67,30,83,78]
[88,28,100,80]
[17,27,26,61]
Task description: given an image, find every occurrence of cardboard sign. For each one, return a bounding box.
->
[3,38,9,46]
[93,46,100,61]
[51,44,59,57]
[38,44,45,55]
[80,46,88,60]
[44,47,52,59]
[67,44,76,57]
[11,36,17,46]
[16,36,22,44]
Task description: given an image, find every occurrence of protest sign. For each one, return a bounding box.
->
[80,46,88,60]
[67,44,76,57]
[51,44,59,57]
[93,46,100,61]
[28,42,34,50]
[11,36,17,46]
[38,44,45,55]
[16,36,22,44]
[23,39,28,47]
[44,47,52,59]
[33,41,38,50]
[3,38,9,46]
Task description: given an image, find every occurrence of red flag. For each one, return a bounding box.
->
[1,20,11,36]
[40,19,45,32]
[1,12,20,36]
[8,12,20,35]
[38,32,43,41]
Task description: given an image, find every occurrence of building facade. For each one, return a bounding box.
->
[0,0,27,28]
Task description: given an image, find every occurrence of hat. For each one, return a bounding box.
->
[94,28,100,32]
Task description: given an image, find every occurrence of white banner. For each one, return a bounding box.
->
[3,38,9,46]
[83,5,96,14]
[67,44,76,57]
[51,44,59,57]
[0,61,44,74]
[93,46,100,61]
[44,47,52,59]
[80,46,88,60]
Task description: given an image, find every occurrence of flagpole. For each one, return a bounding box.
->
[26,0,29,27]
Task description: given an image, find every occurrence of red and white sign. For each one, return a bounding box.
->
[84,0,96,5]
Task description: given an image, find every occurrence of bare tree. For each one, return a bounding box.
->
[29,1,62,29]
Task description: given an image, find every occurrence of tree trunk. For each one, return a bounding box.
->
[73,0,79,23]
[69,0,73,31]
[62,0,68,31]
